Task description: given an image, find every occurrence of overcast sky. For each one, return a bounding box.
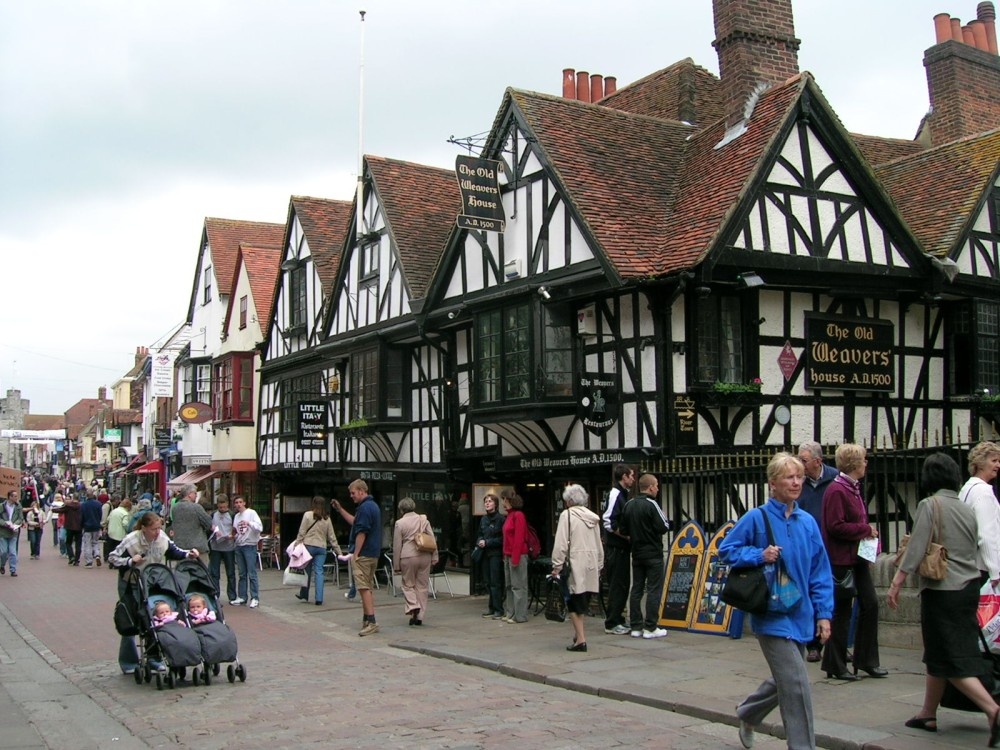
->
[0,0,978,414]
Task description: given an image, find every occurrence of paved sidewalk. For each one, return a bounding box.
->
[379,588,993,750]
[1,557,997,749]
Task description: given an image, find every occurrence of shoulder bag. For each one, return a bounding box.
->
[545,511,573,622]
[893,496,948,581]
[414,515,437,553]
[722,508,781,616]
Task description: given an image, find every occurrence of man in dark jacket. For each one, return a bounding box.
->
[602,464,635,635]
[54,493,83,566]
[80,490,104,567]
[620,473,671,640]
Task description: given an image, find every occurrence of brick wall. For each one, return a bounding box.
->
[924,39,1000,144]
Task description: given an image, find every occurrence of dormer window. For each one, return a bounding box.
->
[289,265,307,330]
[360,240,379,281]
[203,266,212,304]
[239,295,248,329]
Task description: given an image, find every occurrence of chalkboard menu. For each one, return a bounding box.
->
[658,521,706,630]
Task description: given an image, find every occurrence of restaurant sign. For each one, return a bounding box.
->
[804,313,894,392]
[296,401,328,450]
[454,155,505,233]
[578,373,618,435]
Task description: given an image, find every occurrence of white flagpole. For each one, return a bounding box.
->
[356,10,366,241]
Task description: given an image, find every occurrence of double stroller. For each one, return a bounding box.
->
[116,560,245,689]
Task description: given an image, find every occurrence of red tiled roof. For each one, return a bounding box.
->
[656,76,805,274]
[23,415,64,430]
[509,88,694,280]
[236,244,281,333]
[876,128,1000,257]
[600,58,725,129]
[112,409,143,425]
[290,197,352,290]
[204,218,284,296]
[366,156,462,298]
[852,133,925,167]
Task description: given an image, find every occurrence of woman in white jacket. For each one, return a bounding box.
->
[959,441,1000,588]
[551,484,604,653]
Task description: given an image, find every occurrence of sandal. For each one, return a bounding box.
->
[904,716,936,732]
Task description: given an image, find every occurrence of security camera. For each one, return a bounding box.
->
[447,311,458,320]
[537,286,552,301]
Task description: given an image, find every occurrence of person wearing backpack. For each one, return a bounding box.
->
[500,489,529,623]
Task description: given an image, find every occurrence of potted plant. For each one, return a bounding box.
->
[703,378,763,407]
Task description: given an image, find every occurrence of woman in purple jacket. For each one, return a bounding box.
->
[820,443,886,681]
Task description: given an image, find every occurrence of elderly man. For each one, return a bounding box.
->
[796,441,839,662]
[167,483,213,555]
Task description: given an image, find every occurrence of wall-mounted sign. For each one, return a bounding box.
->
[455,155,506,233]
[151,349,178,398]
[103,428,122,443]
[804,313,894,392]
[778,341,799,381]
[578,373,618,435]
[178,402,213,424]
[296,401,328,449]
[277,461,328,470]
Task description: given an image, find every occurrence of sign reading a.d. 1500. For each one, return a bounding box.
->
[805,314,894,392]
[455,155,505,233]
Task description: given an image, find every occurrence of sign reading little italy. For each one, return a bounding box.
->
[454,155,505,233]
[296,401,329,450]
[804,313,894,392]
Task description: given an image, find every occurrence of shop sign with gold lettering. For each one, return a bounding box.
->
[804,313,894,392]
[454,155,506,233]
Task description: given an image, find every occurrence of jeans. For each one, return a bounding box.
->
[51,521,59,547]
[27,528,42,558]
[57,527,66,556]
[235,544,259,600]
[209,549,237,601]
[299,545,328,603]
[82,530,101,565]
[0,535,18,573]
[629,554,666,631]
[483,553,504,615]
[603,545,631,629]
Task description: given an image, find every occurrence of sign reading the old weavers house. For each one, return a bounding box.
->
[804,313,894,392]
[454,155,506,233]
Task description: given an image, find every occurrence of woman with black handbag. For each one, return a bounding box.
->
[719,452,833,750]
[550,484,603,652]
[887,453,1000,745]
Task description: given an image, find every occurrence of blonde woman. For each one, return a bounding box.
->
[959,441,1000,588]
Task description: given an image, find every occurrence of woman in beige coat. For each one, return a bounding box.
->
[551,484,604,652]
[392,497,438,625]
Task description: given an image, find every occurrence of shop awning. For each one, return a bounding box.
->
[135,459,164,475]
[166,465,217,489]
[122,454,146,475]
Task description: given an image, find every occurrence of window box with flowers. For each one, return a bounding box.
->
[701,379,763,407]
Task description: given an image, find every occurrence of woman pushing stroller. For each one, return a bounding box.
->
[109,513,200,674]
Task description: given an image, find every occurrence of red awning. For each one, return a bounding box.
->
[122,454,146,474]
[166,465,217,488]
[135,459,164,475]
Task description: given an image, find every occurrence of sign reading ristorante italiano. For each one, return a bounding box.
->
[804,313,894,392]
[454,155,505,233]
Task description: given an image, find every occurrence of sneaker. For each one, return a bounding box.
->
[96,558,101,567]
[738,719,755,749]
[9,572,16,577]
[643,627,668,639]
[84,563,94,568]
[248,598,259,608]
[503,615,516,623]
[230,598,245,606]
[358,621,380,637]
[630,629,643,638]
[605,624,631,635]
[491,613,505,620]
[344,592,356,601]
[481,611,495,618]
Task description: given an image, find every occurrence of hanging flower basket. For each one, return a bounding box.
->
[702,380,763,407]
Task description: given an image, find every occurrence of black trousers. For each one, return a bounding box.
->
[64,529,82,564]
[603,546,630,629]
[629,554,665,631]
[822,561,880,675]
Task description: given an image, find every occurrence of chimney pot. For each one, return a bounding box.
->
[971,19,990,50]
[562,68,576,99]
[934,13,954,43]
[963,24,977,46]
[576,71,591,103]
[951,17,964,41]
[979,1,999,54]
[590,73,604,102]
[604,76,617,95]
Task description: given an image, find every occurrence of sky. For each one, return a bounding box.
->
[0,0,982,414]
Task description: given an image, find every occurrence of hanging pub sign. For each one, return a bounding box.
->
[804,313,894,392]
[454,155,506,233]
[296,401,329,450]
[578,373,619,435]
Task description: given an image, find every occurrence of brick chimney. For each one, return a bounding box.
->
[924,2,1000,145]
[98,386,107,402]
[134,345,148,368]
[712,0,800,128]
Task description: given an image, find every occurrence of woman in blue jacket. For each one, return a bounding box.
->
[719,452,834,750]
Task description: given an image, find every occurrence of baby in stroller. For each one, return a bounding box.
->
[151,601,183,628]
[175,559,246,683]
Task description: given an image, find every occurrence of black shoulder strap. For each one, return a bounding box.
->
[759,506,776,547]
